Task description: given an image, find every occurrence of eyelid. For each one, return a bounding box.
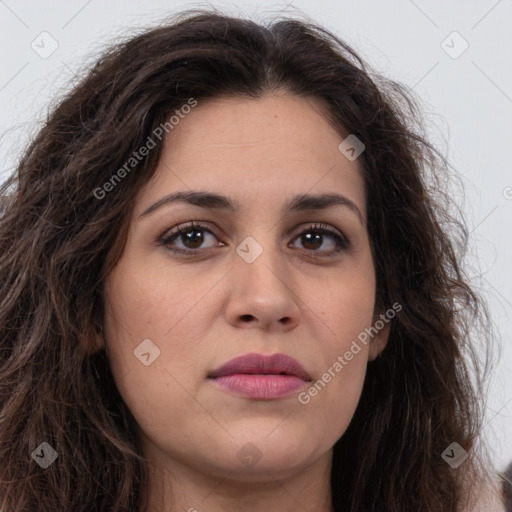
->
[159,220,225,249]
[160,220,221,240]
[289,221,346,240]
[289,222,350,253]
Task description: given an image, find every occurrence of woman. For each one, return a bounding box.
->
[0,9,506,512]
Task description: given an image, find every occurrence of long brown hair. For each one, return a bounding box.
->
[0,9,498,511]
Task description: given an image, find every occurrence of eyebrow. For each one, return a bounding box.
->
[138,190,365,224]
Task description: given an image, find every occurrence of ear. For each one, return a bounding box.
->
[86,326,106,355]
[92,331,105,352]
[367,314,391,361]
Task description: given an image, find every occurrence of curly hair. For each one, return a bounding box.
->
[0,8,500,511]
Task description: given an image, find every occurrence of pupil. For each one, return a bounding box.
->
[303,232,321,250]
[184,229,203,248]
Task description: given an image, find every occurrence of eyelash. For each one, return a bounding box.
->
[159,221,350,258]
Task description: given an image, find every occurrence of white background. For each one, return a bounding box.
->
[1,0,511,471]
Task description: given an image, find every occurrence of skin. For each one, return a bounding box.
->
[100,92,390,512]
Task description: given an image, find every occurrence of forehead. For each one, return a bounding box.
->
[136,93,366,219]
[163,93,346,161]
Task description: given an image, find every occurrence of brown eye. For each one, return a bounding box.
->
[300,232,326,250]
[290,223,349,256]
[160,222,223,254]
[175,228,205,249]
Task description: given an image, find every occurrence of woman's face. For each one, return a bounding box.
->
[102,93,389,481]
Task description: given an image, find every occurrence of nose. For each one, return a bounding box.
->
[224,237,301,332]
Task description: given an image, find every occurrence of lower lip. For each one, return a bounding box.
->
[209,374,309,399]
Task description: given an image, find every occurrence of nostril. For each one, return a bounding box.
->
[240,314,253,322]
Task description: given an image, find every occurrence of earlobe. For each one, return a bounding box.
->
[367,319,391,361]
[94,332,106,352]
[87,323,106,354]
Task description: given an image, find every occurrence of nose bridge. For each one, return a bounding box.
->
[224,228,300,329]
[234,229,285,287]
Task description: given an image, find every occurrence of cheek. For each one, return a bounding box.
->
[301,265,375,433]
[103,253,207,348]
[298,327,370,444]
[101,266,204,441]
[102,256,219,403]
[319,261,376,349]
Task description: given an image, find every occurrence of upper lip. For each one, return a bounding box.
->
[208,352,312,381]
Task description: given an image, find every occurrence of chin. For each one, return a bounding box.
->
[222,453,313,482]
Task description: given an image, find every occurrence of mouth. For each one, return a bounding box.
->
[207,352,312,400]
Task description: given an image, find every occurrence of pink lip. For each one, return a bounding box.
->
[207,352,311,400]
